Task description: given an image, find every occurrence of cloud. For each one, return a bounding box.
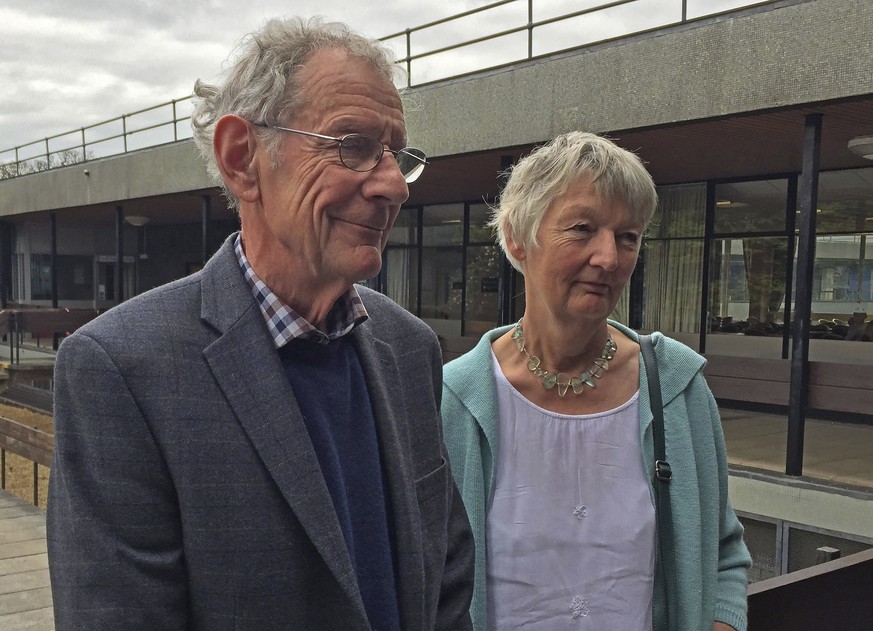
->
[1,1,479,154]
[2,0,746,155]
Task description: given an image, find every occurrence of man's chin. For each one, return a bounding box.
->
[348,253,383,283]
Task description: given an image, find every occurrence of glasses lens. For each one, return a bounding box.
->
[339,135,383,171]
[397,148,427,183]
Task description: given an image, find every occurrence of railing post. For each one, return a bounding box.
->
[405,29,412,88]
[682,0,687,22]
[44,137,50,169]
[81,127,87,162]
[122,114,128,153]
[116,205,125,304]
[528,0,534,59]
[14,147,20,177]
[173,99,178,141]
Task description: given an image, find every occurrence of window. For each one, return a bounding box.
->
[643,184,706,334]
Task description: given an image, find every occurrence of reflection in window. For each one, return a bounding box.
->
[423,204,463,246]
[816,168,873,234]
[811,168,873,342]
[714,180,787,234]
[464,245,500,337]
[469,203,494,243]
[388,207,419,245]
[420,247,463,337]
[30,254,94,301]
[709,237,788,334]
[811,235,873,341]
[385,248,419,312]
[643,184,705,333]
[30,254,52,300]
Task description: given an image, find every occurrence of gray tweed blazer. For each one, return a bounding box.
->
[47,235,474,631]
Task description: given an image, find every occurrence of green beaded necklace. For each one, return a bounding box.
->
[511,318,617,397]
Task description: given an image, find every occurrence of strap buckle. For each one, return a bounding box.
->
[654,459,672,482]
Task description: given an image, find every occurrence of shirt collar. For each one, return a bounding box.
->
[234,234,368,348]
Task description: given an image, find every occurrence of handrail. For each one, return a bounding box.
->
[0,415,53,507]
[0,0,778,180]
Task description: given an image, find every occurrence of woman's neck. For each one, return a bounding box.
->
[516,312,611,374]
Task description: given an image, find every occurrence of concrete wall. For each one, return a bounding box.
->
[730,473,873,542]
[1,0,870,216]
[0,142,212,216]
[405,0,873,156]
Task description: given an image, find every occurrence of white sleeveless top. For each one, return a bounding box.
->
[487,351,655,630]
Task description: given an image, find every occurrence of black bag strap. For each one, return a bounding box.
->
[639,334,678,631]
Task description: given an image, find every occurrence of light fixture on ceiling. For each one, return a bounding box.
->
[125,215,150,227]
[848,135,873,160]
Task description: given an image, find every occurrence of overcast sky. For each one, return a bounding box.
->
[1,0,750,162]
[1,0,492,158]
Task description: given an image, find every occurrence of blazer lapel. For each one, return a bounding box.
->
[351,324,425,630]
[199,238,368,625]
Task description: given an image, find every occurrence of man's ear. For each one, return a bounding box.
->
[214,115,261,204]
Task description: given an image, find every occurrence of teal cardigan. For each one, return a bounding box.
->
[441,322,751,631]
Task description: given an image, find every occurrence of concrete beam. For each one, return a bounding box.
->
[404,0,873,156]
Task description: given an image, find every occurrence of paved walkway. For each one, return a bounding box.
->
[0,490,53,630]
[721,409,873,489]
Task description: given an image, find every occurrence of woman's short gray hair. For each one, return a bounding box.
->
[191,16,399,211]
[491,131,658,271]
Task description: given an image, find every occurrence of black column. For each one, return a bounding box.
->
[786,113,822,477]
[51,213,60,348]
[50,213,58,309]
[699,182,717,353]
[115,205,124,305]
[0,221,11,308]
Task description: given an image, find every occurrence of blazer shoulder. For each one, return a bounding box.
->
[77,275,201,335]
[357,286,436,340]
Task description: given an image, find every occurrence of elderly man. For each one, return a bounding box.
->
[47,17,474,631]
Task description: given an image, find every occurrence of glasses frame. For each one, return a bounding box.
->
[252,122,428,183]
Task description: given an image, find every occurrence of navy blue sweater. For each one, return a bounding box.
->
[279,336,401,631]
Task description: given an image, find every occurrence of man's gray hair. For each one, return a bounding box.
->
[491,131,658,272]
[191,16,400,211]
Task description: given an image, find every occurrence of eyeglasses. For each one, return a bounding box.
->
[253,122,429,183]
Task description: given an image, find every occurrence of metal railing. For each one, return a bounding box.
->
[0,97,194,180]
[0,0,777,179]
[0,415,53,507]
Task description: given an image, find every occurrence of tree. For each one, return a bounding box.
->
[0,149,92,180]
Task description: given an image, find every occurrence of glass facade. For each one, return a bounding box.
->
[381,201,518,338]
[30,254,94,301]
[382,167,873,363]
[643,183,706,334]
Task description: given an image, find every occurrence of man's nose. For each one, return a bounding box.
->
[363,153,410,205]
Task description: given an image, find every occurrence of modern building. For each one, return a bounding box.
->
[1,0,872,583]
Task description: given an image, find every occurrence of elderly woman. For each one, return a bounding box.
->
[441,132,750,631]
